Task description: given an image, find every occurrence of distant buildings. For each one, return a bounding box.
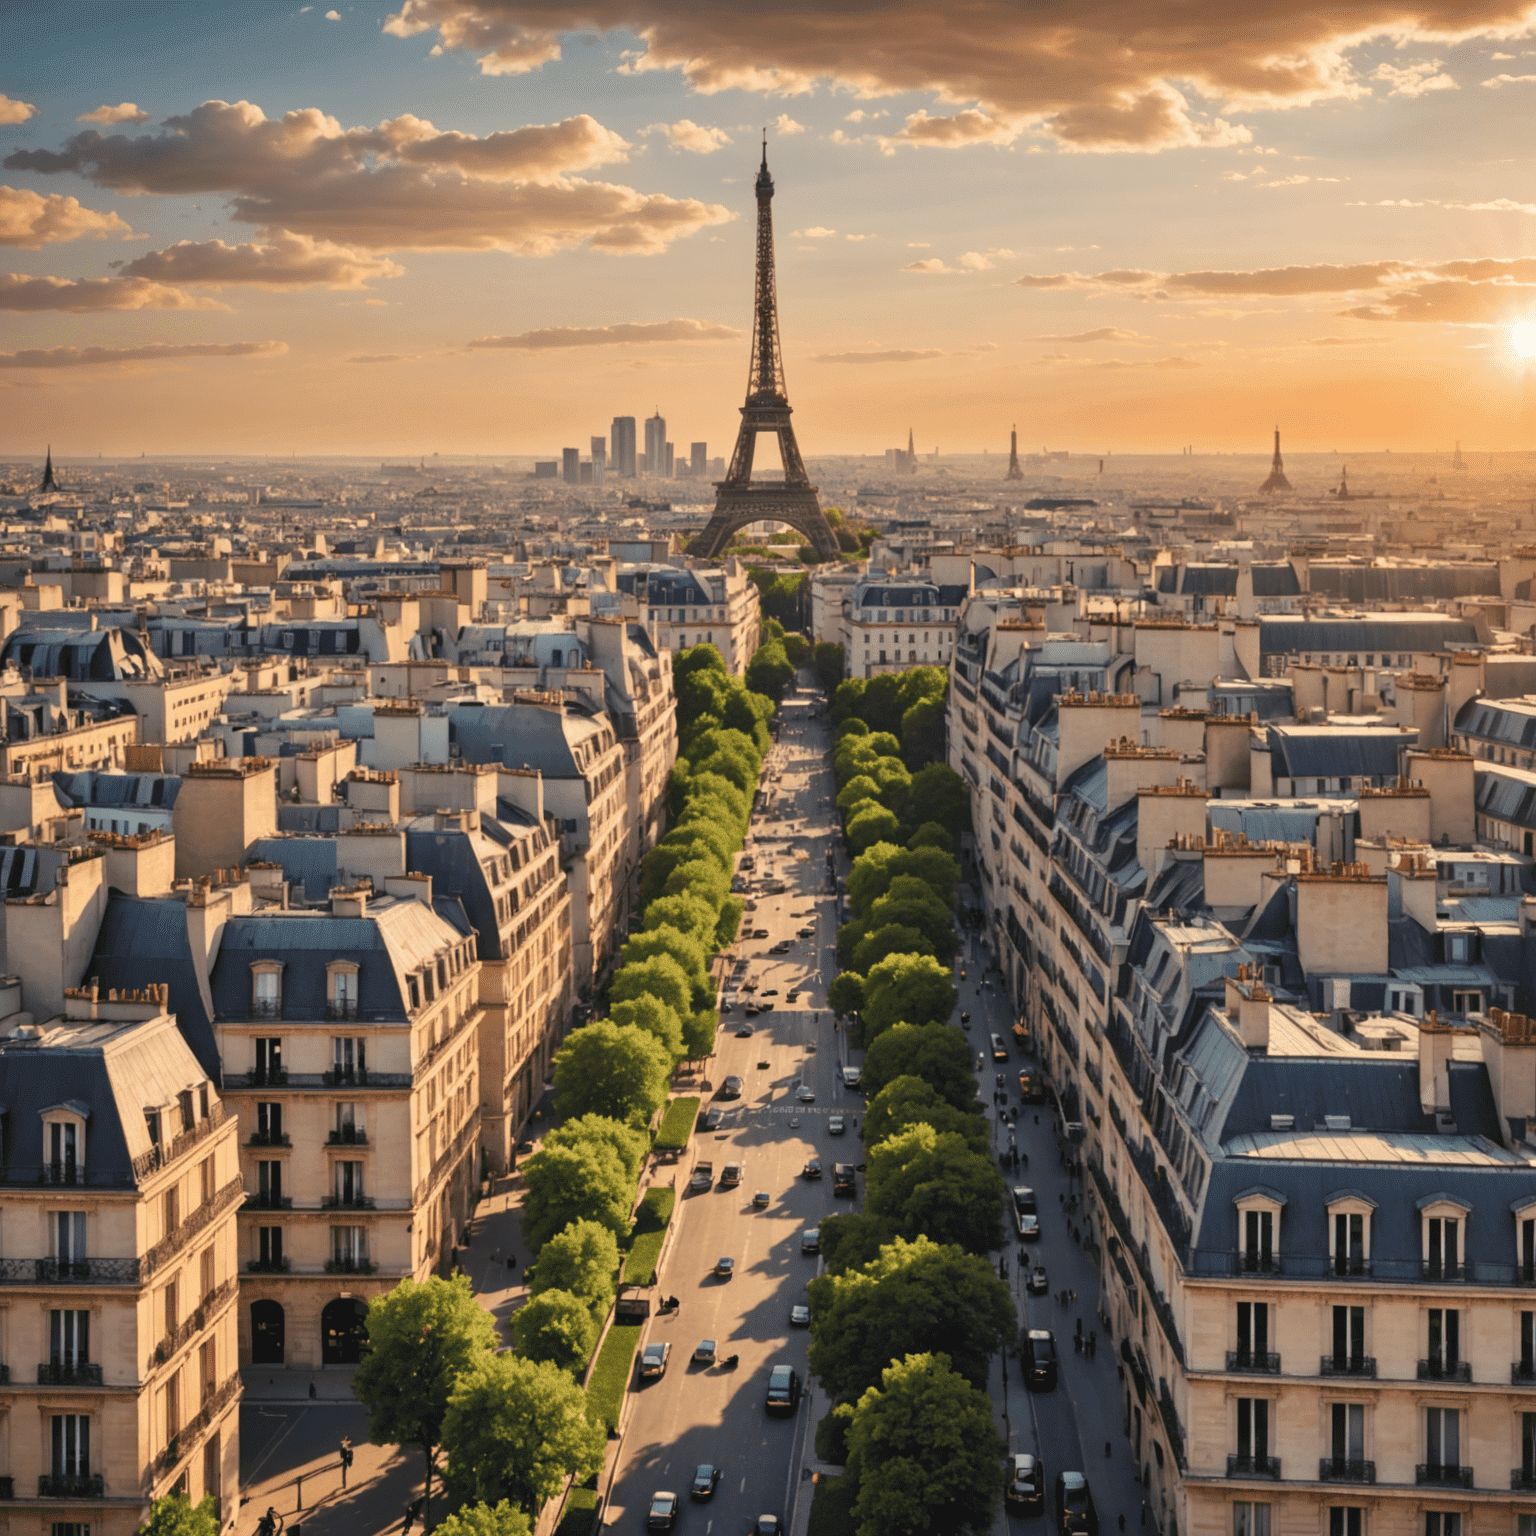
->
[610,416,637,478]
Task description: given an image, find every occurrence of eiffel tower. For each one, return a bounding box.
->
[1006,425,1023,481]
[1259,427,1291,493]
[690,140,840,563]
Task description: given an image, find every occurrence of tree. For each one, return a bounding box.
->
[846,801,901,855]
[608,954,696,1034]
[621,925,712,1009]
[906,821,954,853]
[783,632,811,667]
[814,642,845,692]
[904,764,971,842]
[520,1140,634,1252]
[862,1024,976,1111]
[863,1075,990,1155]
[643,892,721,946]
[808,1235,1015,1400]
[835,717,871,742]
[509,1287,600,1374]
[865,1124,1005,1255]
[868,756,913,810]
[682,1006,719,1061]
[818,1210,899,1276]
[552,1022,671,1129]
[607,995,684,1061]
[527,1218,619,1322]
[714,894,745,950]
[850,924,935,975]
[352,1275,499,1531]
[544,1114,649,1186]
[832,678,867,723]
[891,846,961,907]
[136,1494,220,1536]
[845,842,904,918]
[662,857,730,911]
[747,640,794,701]
[836,774,883,814]
[845,1353,1004,1536]
[434,1503,532,1536]
[441,1354,605,1515]
[866,882,958,966]
[900,696,947,768]
[827,971,866,1017]
[862,952,956,1038]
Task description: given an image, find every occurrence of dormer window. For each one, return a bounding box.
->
[1419,1195,1471,1281]
[1234,1187,1285,1274]
[326,961,359,1022]
[1327,1191,1376,1276]
[1513,1197,1536,1284]
[251,961,284,1020]
[43,1103,89,1187]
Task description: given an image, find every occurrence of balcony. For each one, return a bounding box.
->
[1416,1465,1473,1489]
[324,1257,375,1275]
[246,1258,291,1274]
[245,1131,290,1148]
[42,1159,81,1186]
[326,1129,369,1146]
[325,1000,360,1021]
[1319,1458,1375,1484]
[1226,1455,1282,1480]
[323,1067,369,1088]
[321,1194,375,1210]
[246,1068,288,1086]
[243,1193,292,1211]
[1422,1261,1465,1282]
[1320,1355,1376,1378]
[29,1257,140,1285]
[1513,1361,1536,1385]
[1226,1351,1282,1375]
[1417,1358,1472,1383]
[1239,1254,1281,1275]
[1329,1258,1372,1277]
[37,1361,102,1386]
[39,1474,104,1498]
[0,1477,11,1498]
[251,997,283,1019]
[1514,1468,1536,1492]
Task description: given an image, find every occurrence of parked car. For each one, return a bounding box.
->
[1054,1472,1099,1536]
[1012,1186,1038,1215]
[841,1066,862,1088]
[719,1162,743,1188]
[801,1227,821,1254]
[717,1076,743,1101]
[765,1363,802,1415]
[833,1163,857,1196]
[735,1024,755,1037]
[692,1339,717,1366]
[1006,1453,1046,1515]
[1019,1213,1042,1242]
[790,1304,810,1327]
[638,1341,671,1380]
[991,1033,1009,1062]
[689,1161,714,1191]
[1024,1329,1059,1391]
[1028,1264,1050,1295]
[703,1108,725,1132]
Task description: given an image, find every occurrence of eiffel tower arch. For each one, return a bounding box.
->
[690,143,841,564]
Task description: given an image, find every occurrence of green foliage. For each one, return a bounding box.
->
[663,857,730,911]
[835,717,870,742]
[846,801,901,855]
[845,1353,1004,1536]
[827,971,866,1017]
[836,774,882,813]
[545,1115,649,1187]
[808,1235,1015,1400]
[520,1139,635,1253]
[863,1076,990,1155]
[682,1006,719,1061]
[643,891,720,946]
[904,764,970,841]
[584,1323,641,1433]
[783,632,812,666]
[608,956,695,1034]
[440,1354,606,1515]
[807,1471,859,1536]
[653,1096,700,1152]
[906,821,954,853]
[846,844,960,917]
[747,568,806,630]
[862,1024,977,1111]
[528,1220,619,1323]
[352,1275,499,1473]
[620,925,711,1009]
[865,1124,1005,1255]
[819,1211,900,1275]
[815,1403,854,1465]
[900,696,947,768]
[813,642,846,692]
[861,952,956,1038]
[747,639,795,702]
[622,1185,676,1286]
[555,1488,600,1536]
[831,678,866,725]
[553,1022,672,1129]
[606,993,684,1061]
[510,1288,600,1375]
[135,1494,220,1536]
[714,893,745,949]
[435,1502,533,1536]
[844,842,903,918]
[849,924,934,975]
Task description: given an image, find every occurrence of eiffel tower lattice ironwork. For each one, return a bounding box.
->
[1006,425,1023,481]
[690,140,840,563]
[1259,427,1291,493]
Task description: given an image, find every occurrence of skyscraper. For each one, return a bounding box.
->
[644,412,667,479]
[562,447,579,485]
[610,417,636,477]
[690,442,707,477]
[590,436,606,485]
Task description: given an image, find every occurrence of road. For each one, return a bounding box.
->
[604,686,850,1533]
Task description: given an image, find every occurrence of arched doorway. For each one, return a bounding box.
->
[321,1298,370,1365]
[251,1300,285,1365]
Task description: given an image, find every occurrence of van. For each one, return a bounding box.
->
[833,1163,857,1196]
[841,1066,862,1089]
[990,1033,1009,1062]
[1006,1453,1046,1514]
[1018,1070,1045,1103]
[765,1363,802,1415]
[1024,1329,1058,1391]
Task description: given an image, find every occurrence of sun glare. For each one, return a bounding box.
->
[1514,320,1536,358]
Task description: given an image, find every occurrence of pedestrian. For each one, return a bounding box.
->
[1090,1331,1098,1359]
[506,1253,517,1271]
[490,1246,500,1265]
[1071,1289,1078,1303]
[1076,1318,1083,1338]
[1106,1440,1112,1458]
[308,1379,317,1399]
[1034,1114,1040,1125]
[1119,1518,1127,1533]
[1074,1333,1082,1354]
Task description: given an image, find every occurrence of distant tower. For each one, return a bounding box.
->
[906,427,916,474]
[39,446,57,493]
[1006,426,1023,481]
[1453,439,1467,472]
[1259,428,1292,493]
[1337,465,1351,500]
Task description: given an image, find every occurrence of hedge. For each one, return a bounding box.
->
[585,1323,642,1435]
[555,1487,600,1536]
[654,1096,699,1152]
[621,1187,676,1286]
[806,1473,859,1536]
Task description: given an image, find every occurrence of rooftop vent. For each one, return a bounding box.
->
[1269,1114,1295,1131]
[1322,1114,1352,1131]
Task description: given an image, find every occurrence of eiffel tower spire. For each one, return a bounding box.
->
[1006,425,1023,480]
[690,139,839,563]
[1259,426,1291,493]
[39,445,57,494]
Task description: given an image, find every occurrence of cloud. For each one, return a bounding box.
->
[326,7,341,16]
[1099,354,1200,369]
[1016,261,1412,296]
[0,273,222,312]
[465,317,739,349]
[1309,335,1390,344]
[0,185,133,247]
[349,352,415,362]
[792,226,835,237]
[647,118,731,153]
[121,232,403,287]
[1482,71,1536,86]
[1373,59,1457,95]
[812,347,946,362]
[773,113,805,135]
[78,103,151,125]
[844,232,872,240]
[379,0,1536,151]
[1032,327,1150,343]
[5,99,730,256]
[1259,172,1343,185]
[906,241,930,249]
[902,258,956,273]
[878,109,1017,153]
[0,341,287,368]
[958,250,995,270]
[0,96,36,126]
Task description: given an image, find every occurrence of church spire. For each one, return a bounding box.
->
[39,446,57,493]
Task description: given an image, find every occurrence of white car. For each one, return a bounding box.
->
[797,1085,816,1103]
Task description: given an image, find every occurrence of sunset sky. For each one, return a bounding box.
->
[5,1,1536,459]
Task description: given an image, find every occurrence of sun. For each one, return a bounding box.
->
[1514,320,1536,358]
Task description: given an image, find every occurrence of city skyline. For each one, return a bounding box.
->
[4,2,1536,456]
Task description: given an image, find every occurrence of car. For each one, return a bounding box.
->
[786,990,801,1002]
[797,1085,816,1103]
[735,1024,755,1037]
[752,928,770,939]
[802,1157,823,1179]
[638,1341,671,1380]
[991,1033,1009,1062]
[720,1162,744,1188]
[1007,1452,1046,1515]
[715,1255,735,1278]
[828,1114,846,1134]
[960,1010,971,1023]
[646,1491,680,1531]
[797,926,815,937]
[689,1161,714,1190]
[1054,1472,1099,1536]
[1018,1070,1045,1102]
[690,1464,722,1501]
[771,941,792,954]
[1024,1329,1059,1391]
[692,1339,717,1366]
[754,1518,783,1535]
[841,1066,862,1088]
[703,1107,725,1132]
[765,1363,802,1415]
[790,1304,810,1327]
[755,1001,773,1016]
[760,988,779,997]
[802,1227,821,1254]
[752,1190,771,1208]
[1019,1213,1042,1242]
[1028,1264,1050,1295]
[718,1076,743,1101]
[1012,1186,1038,1215]
[744,900,758,911]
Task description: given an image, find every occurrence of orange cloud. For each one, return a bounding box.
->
[122,233,402,288]
[0,341,287,368]
[466,318,739,348]
[0,96,35,126]
[0,274,221,311]
[77,103,151,124]
[0,186,133,248]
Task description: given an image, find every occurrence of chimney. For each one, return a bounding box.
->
[1136,780,1208,881]
[1224,965,1271,1052]
[1419,1010,1454,1115]
[1391,848,1440,934]
[1479,1006,1536,1141]
[330,884,369,919]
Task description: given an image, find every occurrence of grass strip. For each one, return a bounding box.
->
[585,1322,641,1435]
[622,1186,676,1286]
[654,1096,699,1151]
[554,1486,599,1536]
[806,1472,859,1536]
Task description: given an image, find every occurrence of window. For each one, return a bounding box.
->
[163,1184,179,1235]
[331,1037,366,1083]
[1522,1412,1536,1481]
[176,1091,194,1135]
[199,1154,213,1207]
[327,961,359,1020]
[257,1160,283,1205]
[251,962,283,1019]
[255,1102,283,1144]
[1421,1198,1468,1279]
[1329,1509,1363,1536]
[51,1413,90,1480]
[254,1038,283,1083]
[1235,1397,1272,1472]
[1327,1193,1374,1275]
[1235,1302,1271,1369]
[1233,1504,1270,1536]
[163,1274,178,1338]
[257,1227,284,1270]
[1242,1209,1275,1272]
[200,1338,216,1405]
[1330,1305,1367,1372]
[1425,1406,1461,1472]
[1451,990,1482,1015]
[1426,1309,1461,1376]
[1523,1311,1535,1379]
[332,1225,368,1270]
[53,1212,87,1270]
[1328,1403,1365,1475]
[1424,1517,1461,1536]
[334,1102,363,1144]
[199,1244,215,1303]
[334,1161,365,1206]
[165,1367,180,1440]
[50,1310,89,1367]
[1519,1203,1536,1283]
